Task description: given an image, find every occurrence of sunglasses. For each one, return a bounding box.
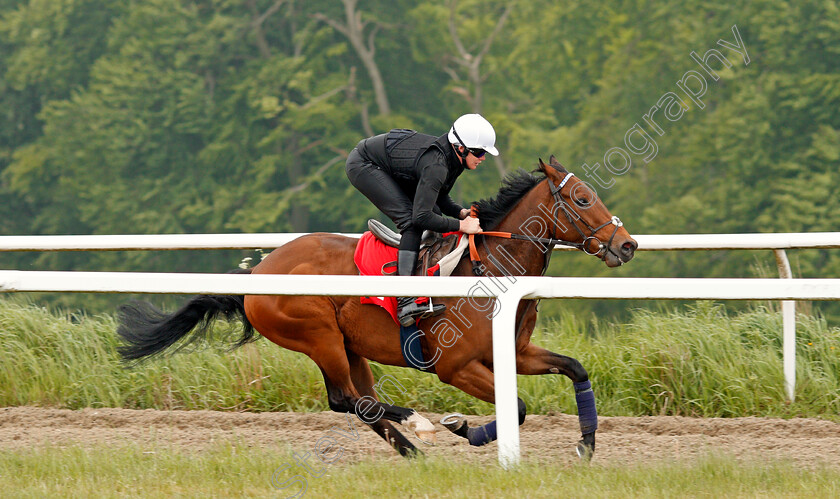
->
[468,148,486,158]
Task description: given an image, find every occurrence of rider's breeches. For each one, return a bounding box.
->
[346,148,422,253]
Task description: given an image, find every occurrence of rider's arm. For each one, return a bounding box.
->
[436,192,464,220]
[412,152,461,233]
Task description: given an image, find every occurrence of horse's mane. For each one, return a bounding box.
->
[472,168,545,229]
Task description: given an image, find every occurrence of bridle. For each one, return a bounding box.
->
[546,172,624,259]
[468,171,625,276]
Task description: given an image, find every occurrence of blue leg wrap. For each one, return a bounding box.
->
[574,380,598,434]
[399,324,430,371]
[467,421,497,446]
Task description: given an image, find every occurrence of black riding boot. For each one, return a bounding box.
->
[396,250,446,327]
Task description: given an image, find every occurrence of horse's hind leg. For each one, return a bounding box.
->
[516,343,597,459]
[248,295,431,457]
[345,351,432,456]
[315,345,435,457]
[319,366,432,457]
[439,360,527,447]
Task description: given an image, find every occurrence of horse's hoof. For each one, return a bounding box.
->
[415,430,438,445]
[440,413,467,433]
[405,412,437,445]
[576,440,594,461]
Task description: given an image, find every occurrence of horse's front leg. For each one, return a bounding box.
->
[516,343,597,459]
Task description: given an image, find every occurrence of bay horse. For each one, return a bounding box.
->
[117,156,637,459]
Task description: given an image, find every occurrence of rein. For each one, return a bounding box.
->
[468,172,624,276]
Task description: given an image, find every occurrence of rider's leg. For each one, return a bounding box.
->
[346,150,414,229]
[346,154,445,325]
[394,250,444,327]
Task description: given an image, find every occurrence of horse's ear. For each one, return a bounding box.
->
[538,158,548,173]
[548,155,568,173]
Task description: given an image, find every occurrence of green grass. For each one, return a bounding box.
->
[1,443,838,498]
[1,297,839,418]
[525,301,840,418]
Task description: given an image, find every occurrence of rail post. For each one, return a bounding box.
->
[491,285,527,468]
[774,249,796,401]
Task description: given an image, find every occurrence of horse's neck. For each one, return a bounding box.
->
[481,180,555,277]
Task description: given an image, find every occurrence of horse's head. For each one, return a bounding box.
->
[538,156,637,267]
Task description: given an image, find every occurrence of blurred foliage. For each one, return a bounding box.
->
[2,296,838,419]
[1,0,838,320]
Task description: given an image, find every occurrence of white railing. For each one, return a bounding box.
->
[2,271,840,467]
[2,231,838,402]
[1,231,839,251]
[2,232,840,467]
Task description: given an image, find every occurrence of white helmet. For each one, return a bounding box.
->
[447,113,499,156]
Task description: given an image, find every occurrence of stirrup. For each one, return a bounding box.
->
[397,298,446,327]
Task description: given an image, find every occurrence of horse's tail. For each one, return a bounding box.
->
[116,268,256,362]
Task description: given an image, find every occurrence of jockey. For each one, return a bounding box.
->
[346,113,499,326]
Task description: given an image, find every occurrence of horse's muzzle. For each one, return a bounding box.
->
[620,239,637,262]
[604,237,637,267]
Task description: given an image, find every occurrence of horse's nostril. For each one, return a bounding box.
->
[621,241,637,255]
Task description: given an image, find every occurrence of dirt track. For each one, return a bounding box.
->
[2,407,839,467]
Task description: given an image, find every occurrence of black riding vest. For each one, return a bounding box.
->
[354,128,465,233]
[384,129,463,193]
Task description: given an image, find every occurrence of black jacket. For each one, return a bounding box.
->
[358,130,465,233]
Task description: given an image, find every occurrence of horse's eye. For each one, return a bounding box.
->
[575,198,589,207]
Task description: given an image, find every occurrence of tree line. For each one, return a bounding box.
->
[1,0,838,317]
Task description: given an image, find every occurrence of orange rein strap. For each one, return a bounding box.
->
[467,205,512,275]
[466,205,587,276]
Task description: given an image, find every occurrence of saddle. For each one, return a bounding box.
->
[367,219,463,276]
[355,222,469,369]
